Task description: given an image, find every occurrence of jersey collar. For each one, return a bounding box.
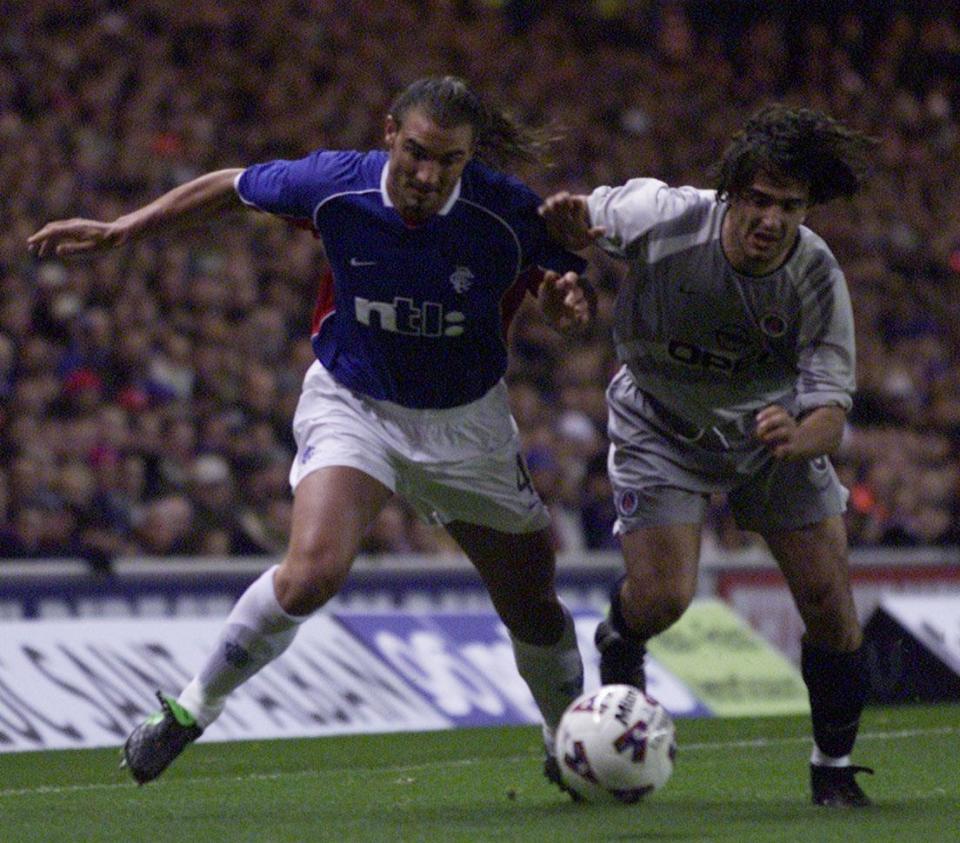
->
[380,162,462,217]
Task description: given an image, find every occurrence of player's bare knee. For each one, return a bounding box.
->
[629,569,693,609]
[654,592,691,630]
[274,555,347,615]
[622,584,690,636]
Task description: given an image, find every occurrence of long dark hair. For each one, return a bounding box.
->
[388,76,556,169]
[713,104,876,205]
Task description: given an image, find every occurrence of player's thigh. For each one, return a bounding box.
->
[401,431,559,639]
[619,522,701,605]
[447,521,556,600]
[762,514,860,647]
[281,466,393,590]
[446,521,561,643]
[607,436,707,605]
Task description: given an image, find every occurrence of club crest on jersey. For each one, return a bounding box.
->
[354,296,465,337]
[449,266,475,294]
[760,309,788,338]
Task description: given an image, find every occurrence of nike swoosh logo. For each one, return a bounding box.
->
[349,257,377,267]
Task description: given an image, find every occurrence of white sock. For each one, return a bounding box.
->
[811,745,851,767]
[542,724,557,756]
[178,565,309,728]
[510,605,583,742]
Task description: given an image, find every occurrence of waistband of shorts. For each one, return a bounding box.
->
[362,380,507,423]
[640,389,749,451]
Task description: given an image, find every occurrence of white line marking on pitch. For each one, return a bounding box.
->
[0,725,956,799]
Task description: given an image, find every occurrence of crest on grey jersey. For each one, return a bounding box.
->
[759,309,788,338]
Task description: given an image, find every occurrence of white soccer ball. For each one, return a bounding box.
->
[555,684,676,803]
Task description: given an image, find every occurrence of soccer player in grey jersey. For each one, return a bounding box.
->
[541,105,877,807]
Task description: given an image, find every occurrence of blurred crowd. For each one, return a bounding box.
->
[3,0,960,566]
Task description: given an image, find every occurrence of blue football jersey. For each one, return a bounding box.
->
[236,150,584,409]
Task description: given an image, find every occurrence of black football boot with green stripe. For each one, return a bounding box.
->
[121,691,203,784]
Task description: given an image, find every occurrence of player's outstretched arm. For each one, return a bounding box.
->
[538,270,592,336]
[538,192,604,251]
[28,168,245,259]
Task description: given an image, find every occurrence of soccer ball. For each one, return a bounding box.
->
[555,684,676,803]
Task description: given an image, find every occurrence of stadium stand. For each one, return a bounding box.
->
[3,1,960,565]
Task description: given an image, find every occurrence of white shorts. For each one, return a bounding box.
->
[289,362,550,534]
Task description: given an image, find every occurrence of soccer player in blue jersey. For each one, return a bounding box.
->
[540,105,877,807]
[30,76,589,791]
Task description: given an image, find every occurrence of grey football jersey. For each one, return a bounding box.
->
[588,178,855,445]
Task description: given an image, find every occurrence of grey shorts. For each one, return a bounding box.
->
[606,370,848,535]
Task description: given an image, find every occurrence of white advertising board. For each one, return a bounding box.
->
[0,611,710,753]
[0,615,448,753]
[878,594,960,675]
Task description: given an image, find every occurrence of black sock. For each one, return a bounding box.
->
[801,638,869,759]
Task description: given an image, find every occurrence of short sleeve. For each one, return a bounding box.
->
[509,181,586,276]
[588,179,708,255]
[236,151,355,224]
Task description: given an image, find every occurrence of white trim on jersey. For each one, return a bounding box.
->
[457,198,524,281]
[313,308,336,337]
[234,170,260,209]
[312,188,381,230]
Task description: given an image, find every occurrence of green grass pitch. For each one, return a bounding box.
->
[1,704,957,842]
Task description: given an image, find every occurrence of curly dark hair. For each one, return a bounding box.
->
[712,104,876,205]
[388,76,557,170]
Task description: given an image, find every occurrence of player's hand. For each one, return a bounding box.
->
[754,404,801,460]
[538,192,604,251]
[27,218,125,259]
[538,270,592,336]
